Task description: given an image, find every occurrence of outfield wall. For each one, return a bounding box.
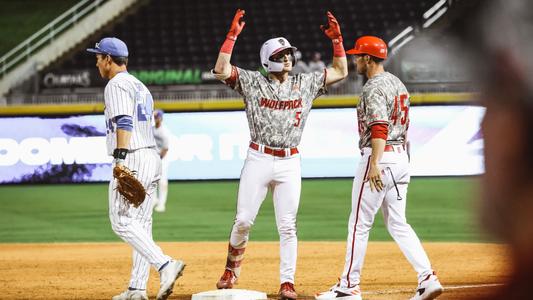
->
[0,103,484,183]
[0,93,476,116]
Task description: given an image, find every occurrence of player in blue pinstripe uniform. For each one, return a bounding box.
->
[87,37,185,300]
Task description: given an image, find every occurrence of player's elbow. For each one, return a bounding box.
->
[212,67,231,81]
[213,59,232,78]
[213,65,225,75]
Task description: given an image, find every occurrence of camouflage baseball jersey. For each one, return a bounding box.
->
[223,67,326,148]
[357,72,410,150]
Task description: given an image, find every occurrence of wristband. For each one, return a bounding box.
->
[220,37,236,54]
[113,148,128,160]
[332,37,345,57]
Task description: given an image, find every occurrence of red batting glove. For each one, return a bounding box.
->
[221,9,245,54]
[320,11,343,42]
[320,11,345,57]
[226,9,246,41]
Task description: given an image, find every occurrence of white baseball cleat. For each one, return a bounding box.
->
[315,283,362,300]
[410,272,443,300]
[154,205,166,212]
[156,259,186,300]
[112,289,148,300]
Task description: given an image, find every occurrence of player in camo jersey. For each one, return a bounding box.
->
[212,9,348,300]
[153,109,170,213]
[86,37,184,300]
[315,36,443,300]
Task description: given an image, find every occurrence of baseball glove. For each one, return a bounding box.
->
[113,165,146,208]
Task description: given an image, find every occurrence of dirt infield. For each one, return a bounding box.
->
[0,242,509,299]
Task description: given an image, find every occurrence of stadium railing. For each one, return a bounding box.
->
[0,0,106,78]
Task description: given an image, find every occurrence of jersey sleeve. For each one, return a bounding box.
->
[364,87,389,126]
[105,82,135,119]
[212,66,258,97]
[299,70,327,100]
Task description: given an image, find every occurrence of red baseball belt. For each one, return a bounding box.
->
[249,142,299,157]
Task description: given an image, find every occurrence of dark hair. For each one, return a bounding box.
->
[356,54,384,64]
[110,56,128,66]
[369,55,384,64]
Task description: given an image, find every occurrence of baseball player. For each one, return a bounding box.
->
[86,37,185,300]
[315,36,443,300]
[212,9,348,300]
[152,109,170,213]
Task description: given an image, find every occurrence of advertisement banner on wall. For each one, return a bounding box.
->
[0,106,484,184]
[39,68,217,89]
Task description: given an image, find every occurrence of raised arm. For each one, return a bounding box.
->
[213,9,246,80]
[321,11,348,86]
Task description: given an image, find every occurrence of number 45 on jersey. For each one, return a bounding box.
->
[391,94,409,126]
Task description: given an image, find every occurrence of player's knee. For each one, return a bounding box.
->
[277,222,297,237]
[234,219,253,234]
[387,219,412,234]
[110,221,124,235]
[109,217,130,235]
[355,220,373,235]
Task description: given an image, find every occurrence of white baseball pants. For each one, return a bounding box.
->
[229,147,301,284]
[108,147,171,290]
[339,146,433,288]
[154,156,169,209]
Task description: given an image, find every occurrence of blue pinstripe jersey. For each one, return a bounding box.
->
[104,72,156,155]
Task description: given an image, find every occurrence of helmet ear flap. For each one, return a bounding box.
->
[291,49,297,67]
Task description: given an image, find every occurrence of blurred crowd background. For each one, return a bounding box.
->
[0,0,480,105]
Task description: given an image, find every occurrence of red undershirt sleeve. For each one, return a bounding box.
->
[371,123,388,140]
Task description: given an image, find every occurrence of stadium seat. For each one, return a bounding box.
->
[46,0,433,73]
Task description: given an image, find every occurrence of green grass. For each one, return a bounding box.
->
[0,178,482,243]
[0,0,78,55]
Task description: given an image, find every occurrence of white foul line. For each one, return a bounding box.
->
[443,283,505,290]
[362,283,505,295]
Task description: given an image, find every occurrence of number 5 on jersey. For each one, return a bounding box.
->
[391,94,408,125]
[294,111,302,127]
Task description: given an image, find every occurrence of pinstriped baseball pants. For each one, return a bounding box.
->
[108,147,171,290]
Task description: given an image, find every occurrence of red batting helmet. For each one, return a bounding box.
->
[346,36,388,59]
